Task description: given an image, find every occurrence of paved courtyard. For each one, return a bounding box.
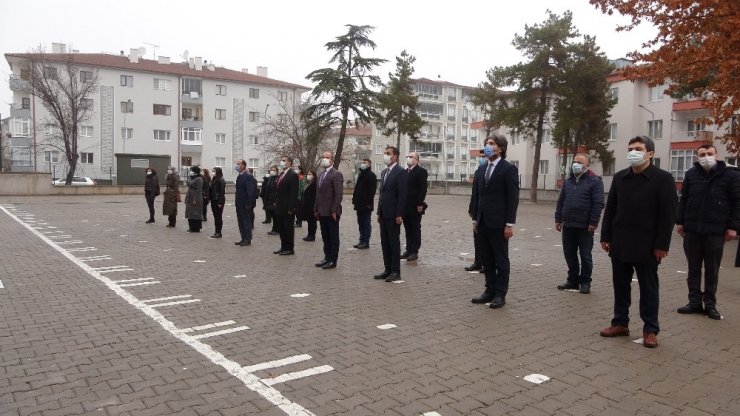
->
[1,193,739,416]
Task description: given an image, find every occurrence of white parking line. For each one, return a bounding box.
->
[65,247,98,252]
[0,279,4,289]
[147,299,201,308]
[117,281,159,287]
[77,255,113,262]
[243,354,313,372]
[180,320,237,333]
[141,294,192,303]
[261,365,334,386]
[190,326,250,340]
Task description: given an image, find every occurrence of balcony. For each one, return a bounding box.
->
[418,151,441,160]
[671,129,714,143]
[672,98,708,112]
[181,91,203,104]
[180,128,203,152]
[9,75,29,92]
[446,134,455,141]
[10,103,31,119]
[446,153,455,159]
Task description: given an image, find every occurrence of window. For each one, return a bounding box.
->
[670,150,695,181]
[248,158,259,167]
[279,91,288,101]
[44,151,59,163]
[153,78,171,91]
[21,97,30,109]
[44,126,55,136]
[447,104,456,121]
[418,102,444,119]
[215,109,226,120]
[608,123,618,141]
[539,160,549,175]
[510,160,520,168]
[687,120,707,137]
[510,130,521,145]
[121,101,133,113]
[462,107,470,123]
[648,84,665,102]
[181,78,202,96]
[375,163,383,173]
[215,157,226,167]
[153,130,171,141]
[120,75,133,87]
[447,87,457,101]
[121,128,133,140]
[181,127,202,143]
[81,152,94,164]
[648,119,663,139]
[543,129,551,143]
[415,83,442,99]
[248,112,259,122]
[80,125,93,137]
[726,157,738,166]
[249,88,260,99]
[80,71,94,83]
[249,135,258,145]
[608,87,618,103]
[43,67,57,78]
[375,144,383,155]
[652,157,661,169]
[446,162,455,179]
[216,84,227,96]
[81,98,93,110]
[13,118,31,137]
[153,104,171,116]
[603,159,615,176]
[215,133,226,144]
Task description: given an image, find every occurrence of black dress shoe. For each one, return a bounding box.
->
[464,263,482,271]
[145,219,155,224]
[235,241,244,245]
[267,231,279,236]
[303,236,315,241]
[579,283,591,294]
[239,241,251,246]
[705,306,722,320]
[279,250,295,255]
[261,220,271,224]
[374,271,391,279]
[356,243,369,249]
[489,297,506,309]
[321,261,336,269]
[406,253,418,261]
[557,281,579,290]
[315,259,329,267]
[274,249,283,254]
[353,243,360,248]
[212,233,222,239]
[471,292,495,304]
[385,272,401,282]
[400,251,410,259]
[677,303,704,314]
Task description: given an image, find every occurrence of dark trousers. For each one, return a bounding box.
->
[562,227,594,284]
[145,194,156,220]
[305,217,317,239]
[235,204,254,242]
[610,258,660,334]
[202,200,209,221]
[736,240,740,267]
[478,223,510,298]
[268,209,278,232]
[277,213,295,251]
[356,210,372,244]
[263,208,272,223]
[403,212,422,254]
[187,219,202,232]
[168,214,176,226]
[379,218,401,274]
[211,202,223,234]
[319,215,341,262]
[683,232,725,307]
[473,230,481,266]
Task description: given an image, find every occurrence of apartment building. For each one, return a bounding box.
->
[4,43,309,183]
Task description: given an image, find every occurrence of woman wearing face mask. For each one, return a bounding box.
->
[185,166,204,232]
[201,168,211,223]
[162,166,179,227]
[209,167,226,238]
[259,166,279,234]
[301,170,318,241]
[144,167,160,224]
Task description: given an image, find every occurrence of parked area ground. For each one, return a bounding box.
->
[1,194,739,415]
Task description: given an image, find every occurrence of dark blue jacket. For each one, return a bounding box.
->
[235,171,257,208]
[555,169,605,229]
[677,161,740,235]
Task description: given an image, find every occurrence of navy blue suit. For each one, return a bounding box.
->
[378,164,408,275]
[274,169,299,251]
[235,170,258,242]
[470,158,519,298]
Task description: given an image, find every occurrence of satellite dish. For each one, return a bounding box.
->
[181,50,189,61]
[138,46,147,57]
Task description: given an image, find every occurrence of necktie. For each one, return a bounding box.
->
[485,162,494,181]
[277,172,285,186]
[319,170,327,188]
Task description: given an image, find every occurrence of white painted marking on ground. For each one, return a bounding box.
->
[179,320,237,333]
[534,235,542,238]
[377,324,397,330]
[519,228,527,231]
[141,294,192,303]
[459,252,470,256]
[554,244,562,247]
[243,355,313,372]
[677,270,687,274]
[524,374,550,384]
[113,277,154,283]
[119,234,127,237]
[41,230,64,234]
[633,338,644,344]
[531,264,543,267]
[290,294,310,298]
[261,365,334,386]
[56,240,84,245]
[0,206,321,416]
[234,274,247,278]
[48,234,73,239]
[191,326,250,340]
[138,240,148,243]
[422,412,443,416]
[65,247,98,252]
[632,278,638,282]
[194,260,206,263]
[77,255,112,262]
[97,267,135,273]
[117,281,160,287]
[147,299,201,308]
[391,280,405,284]
[0,279,4,289]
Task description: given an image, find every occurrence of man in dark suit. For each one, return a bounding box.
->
[470,134,519,309]
[352,158,377,249]
[234,159,258,246]
[599,136,677,348]
[375,146,408,282]
[314,151,344,269]
[273,156,299,255]
[402,152,428,262]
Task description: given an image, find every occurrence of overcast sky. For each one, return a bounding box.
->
[0,0,656,111]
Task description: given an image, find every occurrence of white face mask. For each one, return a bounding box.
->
[279,161,287,170]
[359,163,367,171]
[321,158,331,168]
[146,170,152,176]
[406,157,415,167]
[270,171,277,177]
[383,154,392,165]
[626,150,646,167]
[306,175,314,182]
[698,155,717,169]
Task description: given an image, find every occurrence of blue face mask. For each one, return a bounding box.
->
[571,163,583,174]
[483,144,496,158]
[234,164,241,173]
[479,157,487,166]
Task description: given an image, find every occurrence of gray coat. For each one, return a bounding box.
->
[162,172,179,216]
[185,176,203,220]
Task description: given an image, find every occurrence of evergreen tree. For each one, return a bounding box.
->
[376,50,424,150]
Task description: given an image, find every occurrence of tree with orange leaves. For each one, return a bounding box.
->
[590,0,740,153]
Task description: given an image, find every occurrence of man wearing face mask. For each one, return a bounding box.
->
[352,158,377,249]
[144,167,160,224]
[675,144,740,320]
[470,135,519,309]
[375,146,408,282]
[234,159,258,246]
[554,154,604,294]
[314,151,344,269]
[465,150,488,273]
[402,152,428,262]
[273,156,299,255]
[599,135,677,348]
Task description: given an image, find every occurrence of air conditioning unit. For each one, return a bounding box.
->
[189,92,199,99]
